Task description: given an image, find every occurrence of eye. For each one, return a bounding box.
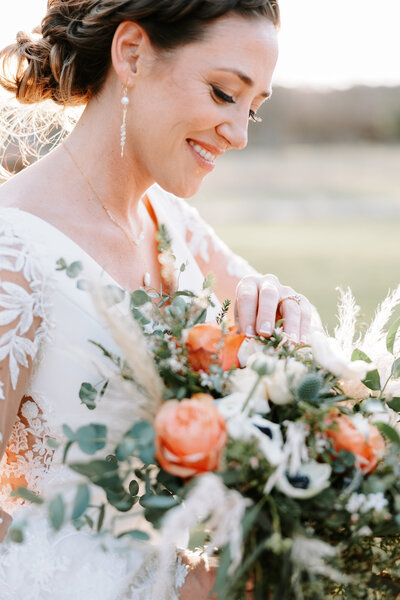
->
[249,110,262,123]
[211,86,235,104]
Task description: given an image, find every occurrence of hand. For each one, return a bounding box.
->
[235,274,312,344]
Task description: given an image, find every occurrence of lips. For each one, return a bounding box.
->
[187,140,217,163]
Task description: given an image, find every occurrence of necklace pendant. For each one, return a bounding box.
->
[144,272,151,287]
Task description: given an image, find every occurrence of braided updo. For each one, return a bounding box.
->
[0,0,279,107]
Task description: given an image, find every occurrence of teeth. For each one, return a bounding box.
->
[188,140,216,162]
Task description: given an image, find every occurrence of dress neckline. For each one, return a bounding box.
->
[0,186,162,293]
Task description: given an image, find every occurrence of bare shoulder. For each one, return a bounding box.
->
[0,149,68,216]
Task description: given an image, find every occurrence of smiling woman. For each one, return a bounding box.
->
[0,1,315,599]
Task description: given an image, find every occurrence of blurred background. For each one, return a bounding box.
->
[1,0,400,330]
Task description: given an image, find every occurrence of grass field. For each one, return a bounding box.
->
[191,144,400,331]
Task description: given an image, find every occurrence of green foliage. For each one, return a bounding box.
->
[10,487,44,504]
[71,484,90,520]
[76,424,107,455]
[352,349,372,363]
[386,317,400,354]
[49,495,65,531]
[79,383,98,410]
[56,258,83,278]
[362,369,381,391]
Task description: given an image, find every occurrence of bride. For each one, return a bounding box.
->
[0,0,313,597]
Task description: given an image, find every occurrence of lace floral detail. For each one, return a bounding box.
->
[165,194,257,279]
[0,211,54,513]
[0,215,52,389]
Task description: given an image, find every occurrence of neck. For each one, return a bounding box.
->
[62,87,154,223]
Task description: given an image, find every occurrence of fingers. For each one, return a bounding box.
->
[235,277,259,336]
[278,290,312,344]
[235,274,313,344]
[255,278,280,337]
[278,295,302,343]
[299,299,312,344]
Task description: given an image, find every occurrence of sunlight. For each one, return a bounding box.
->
[1,0,400,89]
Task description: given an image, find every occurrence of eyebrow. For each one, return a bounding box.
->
[215,68,272,99]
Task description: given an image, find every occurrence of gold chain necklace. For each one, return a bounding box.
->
[62,141,145,247]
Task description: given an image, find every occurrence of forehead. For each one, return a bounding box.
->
[176,14,278,86]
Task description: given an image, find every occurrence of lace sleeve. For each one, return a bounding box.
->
[165,195,258,305]
[0,212,52,513]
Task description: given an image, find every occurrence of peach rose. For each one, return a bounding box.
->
[186,323,245,373]
[154,394,227,478]
[325,411,385,474]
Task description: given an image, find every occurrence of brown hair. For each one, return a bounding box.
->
[0,0,280,107]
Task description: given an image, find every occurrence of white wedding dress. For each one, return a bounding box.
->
[0,184,255,599]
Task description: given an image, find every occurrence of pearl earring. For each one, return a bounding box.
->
[120,85,130,158]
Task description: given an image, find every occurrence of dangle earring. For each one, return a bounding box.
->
[120,85,130,158]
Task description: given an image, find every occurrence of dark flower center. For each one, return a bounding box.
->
[286,471,310,489]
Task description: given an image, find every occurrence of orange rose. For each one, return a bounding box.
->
[325,411,385,474]
[186,322,245,373]
[154,393,227,478]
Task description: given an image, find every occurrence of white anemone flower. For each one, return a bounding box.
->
[310,331,371,381]
[219,408,284,467]
[275,460,332,499]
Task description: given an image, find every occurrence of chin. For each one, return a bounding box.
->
[158,175,204,200]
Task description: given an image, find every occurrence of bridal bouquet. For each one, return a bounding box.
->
[13,258,400,599]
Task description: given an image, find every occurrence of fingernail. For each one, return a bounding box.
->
[301,335,309,345]
[245,325,256,337]
[289,332,298,343]
[259,322,272,336]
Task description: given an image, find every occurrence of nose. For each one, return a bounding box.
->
[215,114,249,151]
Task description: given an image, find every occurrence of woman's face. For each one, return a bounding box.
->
[128,13,278,198]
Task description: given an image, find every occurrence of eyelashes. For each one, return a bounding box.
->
[249,109,262,123]
[211,86,262,123]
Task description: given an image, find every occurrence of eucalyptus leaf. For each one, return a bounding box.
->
[103,284,125,307]
[97,504,106,532]
[8,528,24,543]
[386,317,400,354]
[140,494,179,509]
[10,487,44,504]
[131,307,151,326]
[117,529,150,541]
[70,460,120,489]
[46,438,60,449]
[131,290,151,307]
[116,437,137,461]
[72,483,90,520]
[56,258,67,271]
[139,443,155,465]
[391,357,400,378]
[79,383,98,410]
[62,424,76,441]
[49,494,65,531]
[351,348,372,363]
[66,261,83,279]
[126,421,155,445]
[129,480,139,496]
[106,488,137,512]
[76,279,91,291]
[375,422,400,445]
[76,424,107,455]
[388,397,400,412]
[362,369,381,391]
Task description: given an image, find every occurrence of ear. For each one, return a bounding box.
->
[111,21,151,86]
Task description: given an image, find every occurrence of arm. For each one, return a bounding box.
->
[0,219,49,538]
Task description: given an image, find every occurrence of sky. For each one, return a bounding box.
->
[0,0,399,89]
